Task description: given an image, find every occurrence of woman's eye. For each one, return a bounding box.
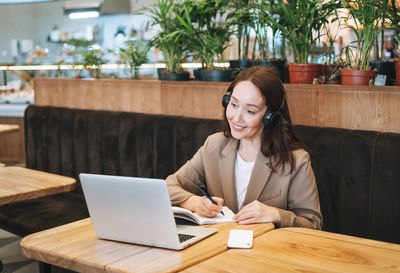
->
[230,102,238,108]
[247,110,256,115]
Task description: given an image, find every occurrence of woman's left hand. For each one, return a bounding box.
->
[233,200,281,225]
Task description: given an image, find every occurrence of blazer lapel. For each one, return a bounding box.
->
[243,151,273,207]
[218,138,239,213]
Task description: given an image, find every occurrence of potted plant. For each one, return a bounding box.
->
[269,0,341,84]
[81,48,107,79]
[320,19,343,84]
[143,0,190,81]
[118,41,148,79]
[251,0,286,81]
[226,0,255,70]
[175,0,232,81]
[339,0,387,85]
[64,38,93,78]
[368,1,397,86]
[385,0,400,86]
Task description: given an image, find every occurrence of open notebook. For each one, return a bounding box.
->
[173,206,235,225]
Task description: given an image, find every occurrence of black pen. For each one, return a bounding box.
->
[197,184,225,216]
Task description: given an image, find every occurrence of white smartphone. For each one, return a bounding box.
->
[227,229,253,249]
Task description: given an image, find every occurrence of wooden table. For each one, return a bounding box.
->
[183,227,400,273]
[20,218,274,273]
[0,124,19,136]
[0,166,76,205]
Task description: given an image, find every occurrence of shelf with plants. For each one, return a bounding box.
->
[268,0,341,84]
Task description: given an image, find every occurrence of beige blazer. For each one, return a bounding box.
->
[166,132,322,229]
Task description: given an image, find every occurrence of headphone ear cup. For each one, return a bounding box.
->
[222,91,231,108]
[263,109,280,127]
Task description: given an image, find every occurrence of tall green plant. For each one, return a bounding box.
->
[174,0,231,68]
[385,0,400,47]
[269,0,340,64]
[227,0,255,60]
[143,0,188,73]
[342,0,387,70]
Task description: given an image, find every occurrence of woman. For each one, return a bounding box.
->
[166,66,322,229]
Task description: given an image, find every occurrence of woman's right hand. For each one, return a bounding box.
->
[180,195,224,217]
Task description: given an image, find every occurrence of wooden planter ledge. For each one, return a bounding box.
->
[34,78,400,134]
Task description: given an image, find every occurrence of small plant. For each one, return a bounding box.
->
[65,38,92,48]
[341,0,387,70]
[118,41,148,79]
[59,38,108,79]
[81,48,107,79]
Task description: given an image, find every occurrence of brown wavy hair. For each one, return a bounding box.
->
[222,66,308,174]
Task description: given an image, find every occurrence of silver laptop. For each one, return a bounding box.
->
[79,173,217,250]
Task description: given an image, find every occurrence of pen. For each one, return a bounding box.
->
[197,184,225,216]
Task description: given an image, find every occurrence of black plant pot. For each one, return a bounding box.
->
[252,59,286,82]
[158,71,190,81]
[229,59,252,70]
[203,69,232,82]
[193,68,206,81]
[370,60,396,86]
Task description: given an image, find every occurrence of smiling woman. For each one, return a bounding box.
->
[166,66,323,230]
[225,81,266,161]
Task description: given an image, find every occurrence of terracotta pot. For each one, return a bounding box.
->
[395,59,400,86]
[340,69,378,86]
[288,63,322,84]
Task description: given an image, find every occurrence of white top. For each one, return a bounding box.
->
[234,152,255,210]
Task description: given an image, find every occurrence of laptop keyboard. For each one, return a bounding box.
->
[178,233,195,243]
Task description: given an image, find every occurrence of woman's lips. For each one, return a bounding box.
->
[232,123,246,130]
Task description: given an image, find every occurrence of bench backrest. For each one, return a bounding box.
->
[25,105,400,244]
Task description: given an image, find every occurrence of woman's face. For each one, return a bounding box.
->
[226,81,267,143]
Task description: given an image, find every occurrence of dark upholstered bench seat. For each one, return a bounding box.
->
[0,105,398,244]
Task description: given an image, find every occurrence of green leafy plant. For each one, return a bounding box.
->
[252,0,271,60]
[385,0,400,50]
[65,38,92,48]
[226,0,255,60]
[268,0,340,64]
[81,48,107,79]
[321,14,342,66]
[341,0,387,70]
[64,38,92,78]
[63,38,107,78]
[173,0,231,69]
[118,41,148,79]
[143,0,188,73]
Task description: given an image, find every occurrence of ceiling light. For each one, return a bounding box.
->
[68,11,99,19]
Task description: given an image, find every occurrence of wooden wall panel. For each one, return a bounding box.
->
[34,78,400,133]
[285,84,400,133]
[0,116,25,162]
